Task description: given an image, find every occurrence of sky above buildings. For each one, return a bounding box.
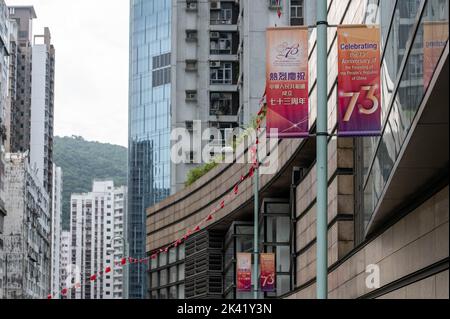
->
[7,0,129,147]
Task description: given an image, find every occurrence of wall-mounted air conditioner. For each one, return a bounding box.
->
[210,61,221,68]
[210,1,221,10]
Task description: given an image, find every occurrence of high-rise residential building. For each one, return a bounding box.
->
[0,1,12,257]
[2,152,51,299]
[30,27,55,194]
[112,186,127,299]
[59,230,71,298]
[70,181,127,299]
[5,14,18,156]
[8,6,36,154]
[169,0,313,192]
[50,164,63,299]
[8,6,55,196]
[128,0,172,299]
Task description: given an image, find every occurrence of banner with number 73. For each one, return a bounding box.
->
[337,25,382,137]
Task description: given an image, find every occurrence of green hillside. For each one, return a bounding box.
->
[53,136,128,230]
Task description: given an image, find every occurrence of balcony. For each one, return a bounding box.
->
[210,1,239,26]
[210,32,239,55]
[209,92,239,117]
[209,61,239,88]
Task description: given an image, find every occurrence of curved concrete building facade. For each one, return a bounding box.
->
[146,0,449,299]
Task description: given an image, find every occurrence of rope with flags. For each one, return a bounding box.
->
[48,93,268,300]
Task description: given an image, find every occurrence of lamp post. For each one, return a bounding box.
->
[316,0,329,300]
[253,147,260,300]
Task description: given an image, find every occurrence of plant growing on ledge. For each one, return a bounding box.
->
[184,104,267,187]
[185,160,219,187]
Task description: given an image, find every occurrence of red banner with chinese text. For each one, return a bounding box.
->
[260,253,276,293]
[266,27,309,138]
[237,253,252,292]
[337,26,382,136]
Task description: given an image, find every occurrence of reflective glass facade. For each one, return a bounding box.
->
[361,0,449,228]
[128,0,171,299]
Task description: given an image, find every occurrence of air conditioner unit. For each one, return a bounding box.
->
[187,1,197,10]
[211,32,220,39]
[210,1,221,10]
[210,61,221,68]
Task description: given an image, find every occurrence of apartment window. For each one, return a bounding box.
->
[269,0,282,9]
[185,90,198,102]
[210,92,238,116]
[290,0,304,26]
[185,59,198,71]
[186,30,198,42]
[186,0,198,11]
[210,2,238,25]
[210,62,233,85]
[210,32,234,55]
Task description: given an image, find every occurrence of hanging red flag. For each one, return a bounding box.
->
[249,167,255,178]
[105,267,112,274]
[206,214,213,222]
[277,0,282,18]
[90,274,97,281]
[121,258,127,266]
[61,288,68,296]
[47,294,53,300]
[234,184,239,195]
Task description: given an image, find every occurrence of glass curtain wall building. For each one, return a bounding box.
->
[128,0,171,299]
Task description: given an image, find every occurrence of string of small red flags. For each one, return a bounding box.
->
[48,93,268,300]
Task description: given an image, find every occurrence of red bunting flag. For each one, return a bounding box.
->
[61,288,68,296]
[105,267,112,274]
[276,0,282,18]
[206,214,213,222]
[47,294,53,300]
[151,254,158,260]
[121,258,127,266]
[194,225,201,232]
[90,274,97,281]
[234,184,239,195]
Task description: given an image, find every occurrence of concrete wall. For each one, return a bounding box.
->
[288,186,449,299]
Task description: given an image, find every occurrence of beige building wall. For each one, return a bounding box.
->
[289,186,448,299]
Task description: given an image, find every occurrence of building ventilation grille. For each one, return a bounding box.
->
[185,230,224,299]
